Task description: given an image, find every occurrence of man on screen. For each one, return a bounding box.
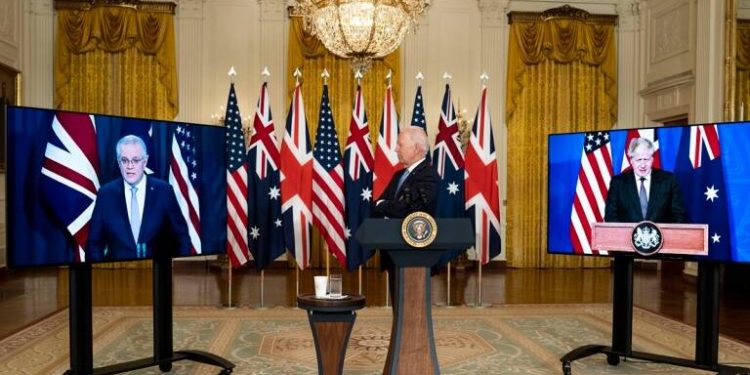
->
[372,126,438,218]
[605,137,686,223]
[87,134,191,262]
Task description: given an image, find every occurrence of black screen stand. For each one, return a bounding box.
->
[65,256,235,374]
[560,257,750,375]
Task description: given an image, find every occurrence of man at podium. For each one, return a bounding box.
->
[372,126,438,218]
[604,137,686,223]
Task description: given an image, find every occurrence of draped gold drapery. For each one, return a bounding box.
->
[287,17,401,268]
[54,2,178,268]
[736,20,750,120]
[505,11,617,268]
[54,3,178,119]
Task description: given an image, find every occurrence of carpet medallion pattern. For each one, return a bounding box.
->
[0,304,748,374]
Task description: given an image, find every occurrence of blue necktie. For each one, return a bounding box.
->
[639,177,648,219]
[130,186,141,256]
[396,170,410,194]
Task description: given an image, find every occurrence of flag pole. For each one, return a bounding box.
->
[227,260,234,309]
[260,269,265,308]
[326,245,330,277]
[296,264,300,297]
[477,260,483,308]
[446,261,451,306]
[358,265,363,295]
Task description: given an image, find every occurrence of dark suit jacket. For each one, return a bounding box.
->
[87,176,191,262]
[371,159,439,219]
[604,169,686,223]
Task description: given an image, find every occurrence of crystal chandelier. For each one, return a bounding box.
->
[290,0,430,72]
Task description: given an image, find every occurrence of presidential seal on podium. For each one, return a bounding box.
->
[401,211,438,248]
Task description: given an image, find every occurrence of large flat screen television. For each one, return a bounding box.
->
[6,106,227,267]
[548,122,750,263]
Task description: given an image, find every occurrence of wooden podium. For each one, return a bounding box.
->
[356,217,473,375]
[561,222,750,375]
[592,222,708,256]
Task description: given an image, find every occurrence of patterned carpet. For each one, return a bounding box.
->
[1,304,749,374]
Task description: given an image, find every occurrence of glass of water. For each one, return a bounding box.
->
[329,273,343,297]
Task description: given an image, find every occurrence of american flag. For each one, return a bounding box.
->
[464,87,501,264]
[569,131,613,255]
[247,82,285,271]
[312,85,346,267]
[40,113,100,262]
[621,128,661,172]
[344,85,375,271]
[169,125,201,254]
[224,83,249,268]
[675,125,731,261]
[373,84,401,200]
[281,81,313,269]
[433,84,466,268]
[410,85,431,164]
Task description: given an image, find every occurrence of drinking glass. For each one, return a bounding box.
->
[328,274,343,297]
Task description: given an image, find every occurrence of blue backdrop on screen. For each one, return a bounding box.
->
[6,106,227,267]
[548,122,750,263]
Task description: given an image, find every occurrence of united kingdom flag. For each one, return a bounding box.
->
[464,86,501,264]
[40,113,100,262]
[344,85,375,271]
[373,84,401,200]
[280,79,313,269]
[433,84,466,268]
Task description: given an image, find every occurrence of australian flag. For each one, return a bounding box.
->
[432,84,465,268]
[674,124,731,261]
[344,85,375,271]
[247,82,285,270]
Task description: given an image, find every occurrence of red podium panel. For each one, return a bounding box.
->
[592,222,709,256]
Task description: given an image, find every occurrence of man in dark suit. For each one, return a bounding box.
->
[87,134,191,262]
[605,137,686,223]
[372,126,438,218]
[371,126,438,308]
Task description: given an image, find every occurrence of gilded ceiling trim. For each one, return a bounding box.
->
[54,0,177,14]
[508,5,618,25]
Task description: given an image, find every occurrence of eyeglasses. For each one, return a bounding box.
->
[119,157,145,166]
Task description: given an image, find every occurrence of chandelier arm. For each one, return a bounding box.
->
[362,1,380,56]
[334,1,359,57]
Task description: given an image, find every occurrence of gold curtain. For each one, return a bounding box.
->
[287,17,401,268]
[54,4,177,119]
[54,3,178,268]
[736,20,750,119]
[505,15,617,268]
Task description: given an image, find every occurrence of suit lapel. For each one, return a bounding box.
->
[115,180,138,245]
[140,177,156,242]
[395,160,426,199]
[623,172,644,220]
[645,171,663,220]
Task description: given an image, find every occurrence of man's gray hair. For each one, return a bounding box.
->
[116,134,149,159]
[403,126,429,156]
[627,137,654,157]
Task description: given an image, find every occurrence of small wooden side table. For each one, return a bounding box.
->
[297,294,366,375]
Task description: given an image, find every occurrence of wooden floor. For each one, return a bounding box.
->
[1,260,750,347]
